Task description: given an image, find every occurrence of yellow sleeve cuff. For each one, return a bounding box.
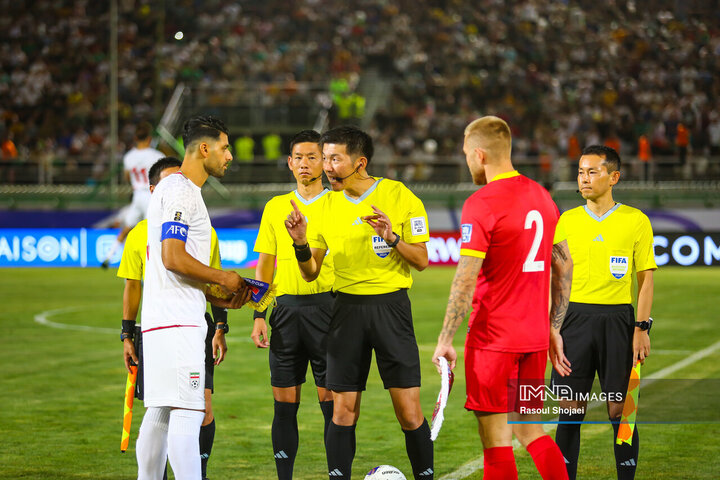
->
[460,248,486,259]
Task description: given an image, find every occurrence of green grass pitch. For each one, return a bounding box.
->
[0,266,718,479]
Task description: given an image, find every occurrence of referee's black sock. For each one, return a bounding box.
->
[319,400,334,444]
[403,418,434,479]
[199,419,215,479]
[555,412,585,480]
[611,418,639,480]
[325,421,356,479]
[272,401,300,480]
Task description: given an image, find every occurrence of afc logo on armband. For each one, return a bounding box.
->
[461,224,473,244]
[165,224,187,238]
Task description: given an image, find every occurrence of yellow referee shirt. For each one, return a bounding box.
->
[117,219,222,281]
[307,178,430,295]
[559,203,657,305]
[254,189,335,296]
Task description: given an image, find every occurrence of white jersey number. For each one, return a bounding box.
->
[522,210,545,272]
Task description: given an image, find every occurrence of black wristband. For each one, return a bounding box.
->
[387,232,400,248]
[254,309,268,320]
[294,243,312,262]
[121,319,136,334]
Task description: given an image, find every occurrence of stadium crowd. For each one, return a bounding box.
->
[1,0,719,183]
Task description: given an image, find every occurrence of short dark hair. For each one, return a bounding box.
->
[182,115,229,148]
[289,130,321,153]
[149,156,182,186]
[135,121,153,141]
[320,126,374,164]
[581,144,621,173]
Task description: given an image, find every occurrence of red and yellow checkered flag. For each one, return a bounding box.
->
[121,365,138,453]
[616,363,641,445]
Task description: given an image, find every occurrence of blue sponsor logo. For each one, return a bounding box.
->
[461,224,472,244]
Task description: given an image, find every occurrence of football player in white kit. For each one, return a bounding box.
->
[136,115,250,480]
[102,121,164,268]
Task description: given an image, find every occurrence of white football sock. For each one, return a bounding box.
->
[136,407,170,480]
[167,409,205,480]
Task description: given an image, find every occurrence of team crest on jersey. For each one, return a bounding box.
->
[174,211,182,221]
[411,216,427,235]
[609,256,629,279]
[372,235,392,258]
[189,372,200,390]
[461,224,472,244]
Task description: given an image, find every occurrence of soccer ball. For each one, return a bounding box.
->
[364,465,407,480]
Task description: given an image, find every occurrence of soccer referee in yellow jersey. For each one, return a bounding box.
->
[117,156,228,480]
[284,126,434,480]
[550,145,657,480]
[251,130,335,479]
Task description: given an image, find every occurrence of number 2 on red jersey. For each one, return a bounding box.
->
[522,210,545,272]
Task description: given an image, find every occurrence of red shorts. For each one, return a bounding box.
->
[464,347,547,413]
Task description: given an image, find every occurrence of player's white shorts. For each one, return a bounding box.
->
[142,323,207,410]
[123,191,151,227]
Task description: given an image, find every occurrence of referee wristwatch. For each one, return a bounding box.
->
[215,322,229,334]
[635,317,653,333]
[120,332,134,342]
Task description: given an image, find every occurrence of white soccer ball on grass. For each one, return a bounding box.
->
[364,464,407,479]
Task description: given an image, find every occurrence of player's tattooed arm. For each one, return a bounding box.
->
[550,240,573,329]
[438,255,484,344]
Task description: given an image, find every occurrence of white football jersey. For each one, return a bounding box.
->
[141,172,212,329]
[123,146,164,192]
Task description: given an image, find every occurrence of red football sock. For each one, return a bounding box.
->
[483,446,517,480]
[527,435,569,480]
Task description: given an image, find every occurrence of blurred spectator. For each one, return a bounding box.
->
[638,134,652,181]
[1,0,719,185]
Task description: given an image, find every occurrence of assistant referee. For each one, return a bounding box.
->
[550,145,657,480]
[284,126,434,480]
[251,130,335,479]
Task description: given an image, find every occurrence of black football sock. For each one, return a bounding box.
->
[272,401,300,480]
[319,400,334,444]
[199,419,215,479]
[325,421,356,479]
[555,412,585,480]
[611,418,639,480]
[403,418,434,479]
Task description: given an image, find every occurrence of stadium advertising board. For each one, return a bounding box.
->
[0,229,719,267]
[0,228,260,268]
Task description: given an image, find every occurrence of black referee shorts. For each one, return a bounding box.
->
[269,292,334,388]
[204,312,215,392]
[326,289,421,392]
[551,302,635,400]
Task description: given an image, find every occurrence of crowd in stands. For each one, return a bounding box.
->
[1,0,719,184]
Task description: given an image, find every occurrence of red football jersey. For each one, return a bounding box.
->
[460,172,560,352]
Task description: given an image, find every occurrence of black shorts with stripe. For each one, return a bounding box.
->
[269,292,334,388]
[327,289,421,392]
[204,312,215,392]
[551,302,635,399]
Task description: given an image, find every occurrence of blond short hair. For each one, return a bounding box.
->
[464,116,512,161]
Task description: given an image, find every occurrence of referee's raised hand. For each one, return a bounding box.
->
[285,199,308,244]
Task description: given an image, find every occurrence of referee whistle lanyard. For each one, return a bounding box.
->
[616,363,641,445]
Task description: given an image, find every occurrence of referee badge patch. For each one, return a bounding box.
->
[609,256,629,279]
[189,372,201,390]
[461,224,472,244]
[372,235,392,258]
[411,216,427,236]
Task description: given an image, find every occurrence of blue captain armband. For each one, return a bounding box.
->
[161,221,189,242]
